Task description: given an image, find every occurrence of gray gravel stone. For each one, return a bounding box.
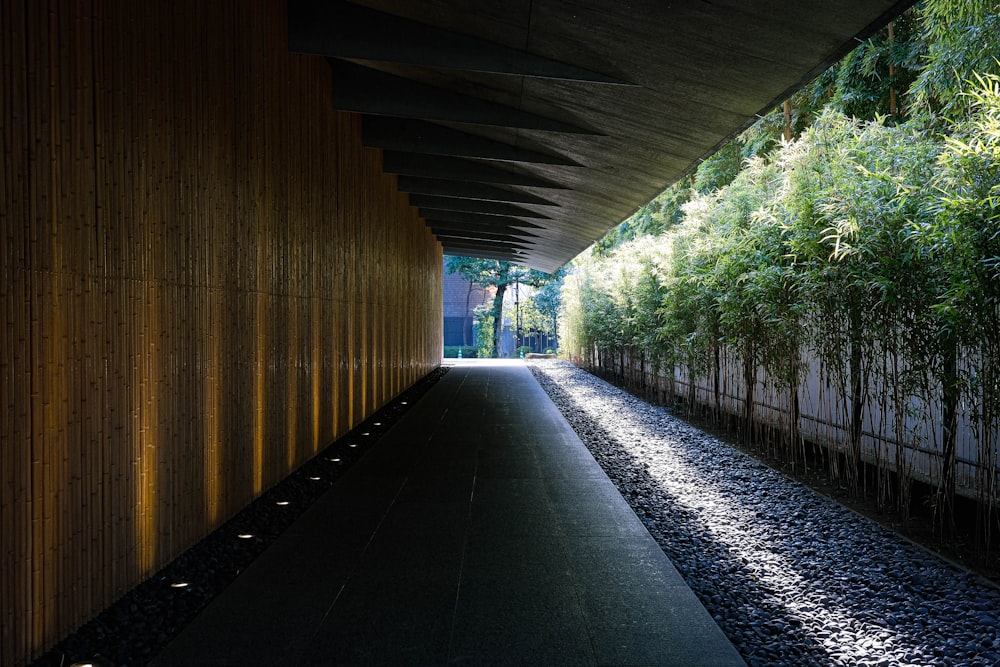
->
[529,359,1000,667]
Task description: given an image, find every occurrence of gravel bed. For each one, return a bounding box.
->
[31,367,449,667]
[529,359,1000,667]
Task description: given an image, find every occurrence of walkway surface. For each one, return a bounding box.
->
[150,360,745,666]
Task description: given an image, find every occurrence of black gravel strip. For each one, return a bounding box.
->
[31,366,449,667]
[528,359,1000,667]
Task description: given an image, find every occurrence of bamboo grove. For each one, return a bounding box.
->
[561,1,1000,547]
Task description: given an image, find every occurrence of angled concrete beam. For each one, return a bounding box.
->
[363,118,578,166]
[431,230,540,246]
[440,236,523,250]
[432,231,538,247]
[437,236,531,252]
[289,0,631,84]
[384,153,565,189]
[432,229,536,245]
[424,218,539,239]
[410,195,549,219]
[329,60,598,134]
[441,247,524,261]
[418,209,544,229]
[426,219,541,238]
[397,176,558,206]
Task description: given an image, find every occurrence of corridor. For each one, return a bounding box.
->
[150,360,743,666]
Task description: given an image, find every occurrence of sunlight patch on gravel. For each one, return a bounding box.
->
[529,359,1000,667]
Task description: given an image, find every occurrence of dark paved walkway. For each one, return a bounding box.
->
[150,360,744,666]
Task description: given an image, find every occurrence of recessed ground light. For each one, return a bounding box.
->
[401,401,407,405]
[373,422,381,426]
[237,533,253,539]
[309,476,321,481]
[276,501,289,506]
[331,457,341,462]
[348,443,357,448]
[362,432,370,436]
[170,582,189,589]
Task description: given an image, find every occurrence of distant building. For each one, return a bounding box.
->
[442,259,494,348]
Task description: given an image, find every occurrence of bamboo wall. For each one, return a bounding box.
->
[1,1,443,664]
[585,346,995,501]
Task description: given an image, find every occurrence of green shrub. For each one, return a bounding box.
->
[443,346,477,359]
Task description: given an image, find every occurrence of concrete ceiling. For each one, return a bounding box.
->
[289,0,913,273]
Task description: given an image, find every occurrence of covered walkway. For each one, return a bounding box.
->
[149,360,744,666]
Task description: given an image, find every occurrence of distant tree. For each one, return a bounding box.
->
[527,274,565,350]
[444,256,564,357]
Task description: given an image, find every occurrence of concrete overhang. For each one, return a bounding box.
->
[289,0,914,273]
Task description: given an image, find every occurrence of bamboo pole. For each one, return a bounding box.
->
[888,21,897,117]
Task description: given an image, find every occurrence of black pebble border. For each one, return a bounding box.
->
[31,366,450,667]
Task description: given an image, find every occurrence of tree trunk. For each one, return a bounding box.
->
[464,282,474,346]
[783,99,793,141]
[491,284,506,358]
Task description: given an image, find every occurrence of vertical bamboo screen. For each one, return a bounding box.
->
[1,1,443,664]
[587,347,993,500]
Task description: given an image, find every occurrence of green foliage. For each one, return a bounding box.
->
[472,304,495,359]
[827,12,921,121]
[531,277,563,325]
[693,140,743,193]
[910,1,1000,120]
[563,75,999,521]
[591,182,692,254]
[517,278,562,346]
[563,1,1000,532]
[920,72,1000,408]
[444,256,563,293]
[926,72,1000,535]
[928,71,1000,312]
